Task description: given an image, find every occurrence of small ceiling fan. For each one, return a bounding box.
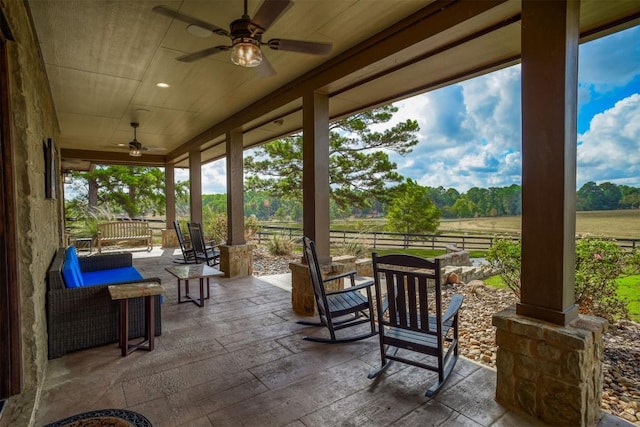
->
[153,0,332,77]
[116,122,164,157]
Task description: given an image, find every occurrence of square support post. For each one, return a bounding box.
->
[494,3,606,426]
[189,150,202,225]
[226,128,245,246]
[302,91,330,264]
[518,0,579,326]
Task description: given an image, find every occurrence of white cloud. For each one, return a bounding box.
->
[175,159,227,194]
[577,93,640,187]
[389,66,522,191]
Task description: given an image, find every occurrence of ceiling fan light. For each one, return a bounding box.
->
[129,141,142,157]
[231,38,262,67]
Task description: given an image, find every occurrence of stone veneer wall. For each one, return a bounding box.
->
[2,1,62,425]
[493,306,607,426]
[219,244,255,278]
[290,260,354,316]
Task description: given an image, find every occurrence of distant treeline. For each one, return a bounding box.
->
[200,181,639,221]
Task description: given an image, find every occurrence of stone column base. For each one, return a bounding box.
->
[219,244,254,278]
[492,305,608,426]
[289,261,348,316]
[161,229,178,248]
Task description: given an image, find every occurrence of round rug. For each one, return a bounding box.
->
[43,409,152,427]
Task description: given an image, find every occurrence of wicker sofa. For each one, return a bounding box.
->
[46,247,162,359]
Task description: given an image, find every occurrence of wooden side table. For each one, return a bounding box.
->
[165,264,223,307]
[108,282,164,357]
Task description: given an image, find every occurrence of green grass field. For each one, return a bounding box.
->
[437,210,640,238]
[330,209,640,239]
[484,274,640,321]
[616,275,640,321]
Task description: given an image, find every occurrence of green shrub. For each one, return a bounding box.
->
[337,240,367,258]
[486,237,521,298]
[486,236,630,321]
[202,208,227,244]
[266,234,295,256]
[74,206,118,239]
[202,209,262,244]
[245,215,261,240]
[575,237,627,321]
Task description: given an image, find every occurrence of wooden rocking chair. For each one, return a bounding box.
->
[173,220,195,264]
[297,236,377,343]
[187,222,220,267]
[368,253,463,397]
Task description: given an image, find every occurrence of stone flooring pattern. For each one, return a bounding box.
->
[34,248,633,427]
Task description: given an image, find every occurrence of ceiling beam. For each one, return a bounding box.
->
[61,149,166,167]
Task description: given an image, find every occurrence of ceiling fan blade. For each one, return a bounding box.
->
[176,46,230,62]
[152,5,229,37]
[251,0,291,32]
[267,39,332,55]
[255,55,276,78]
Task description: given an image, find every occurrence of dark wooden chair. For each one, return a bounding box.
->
[187,222,220,267]
[368,253,463,397]
[297,236,377,343]
[173,220,195,264]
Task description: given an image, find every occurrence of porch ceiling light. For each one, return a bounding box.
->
[231,38,262,67]
[129,141,142,157]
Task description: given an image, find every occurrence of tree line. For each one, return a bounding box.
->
[200,181,638,223]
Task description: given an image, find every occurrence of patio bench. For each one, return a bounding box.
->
[97,221,153,253]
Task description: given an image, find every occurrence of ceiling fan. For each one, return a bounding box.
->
[117,122,164,157]
[153,0,333,77]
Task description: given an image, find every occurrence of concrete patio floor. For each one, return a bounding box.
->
[33,247,632,427]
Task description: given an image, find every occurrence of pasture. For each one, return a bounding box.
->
[437,210,639,238]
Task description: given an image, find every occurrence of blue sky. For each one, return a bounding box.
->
[181,25,640,194]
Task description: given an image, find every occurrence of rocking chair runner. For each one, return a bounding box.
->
[297,236,377,343]
[368,253,463,397]
[187,222,220,267]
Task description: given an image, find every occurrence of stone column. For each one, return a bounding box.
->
[493,307,607,426]
[219,244,254,278]
[290,261,348,316]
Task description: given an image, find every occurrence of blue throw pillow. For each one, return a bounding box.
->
[62,246,84,288]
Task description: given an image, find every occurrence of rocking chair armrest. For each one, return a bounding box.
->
[442,294,464,325]
[325,278,375,296]
[322,269,359,284]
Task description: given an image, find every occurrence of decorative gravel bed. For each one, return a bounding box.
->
[252,247,640,425]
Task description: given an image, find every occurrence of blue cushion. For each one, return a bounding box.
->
[81,267,143,286]
[62,246,84,288]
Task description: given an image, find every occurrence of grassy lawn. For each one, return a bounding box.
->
[484,274,640,321]
[616,275,640,322]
